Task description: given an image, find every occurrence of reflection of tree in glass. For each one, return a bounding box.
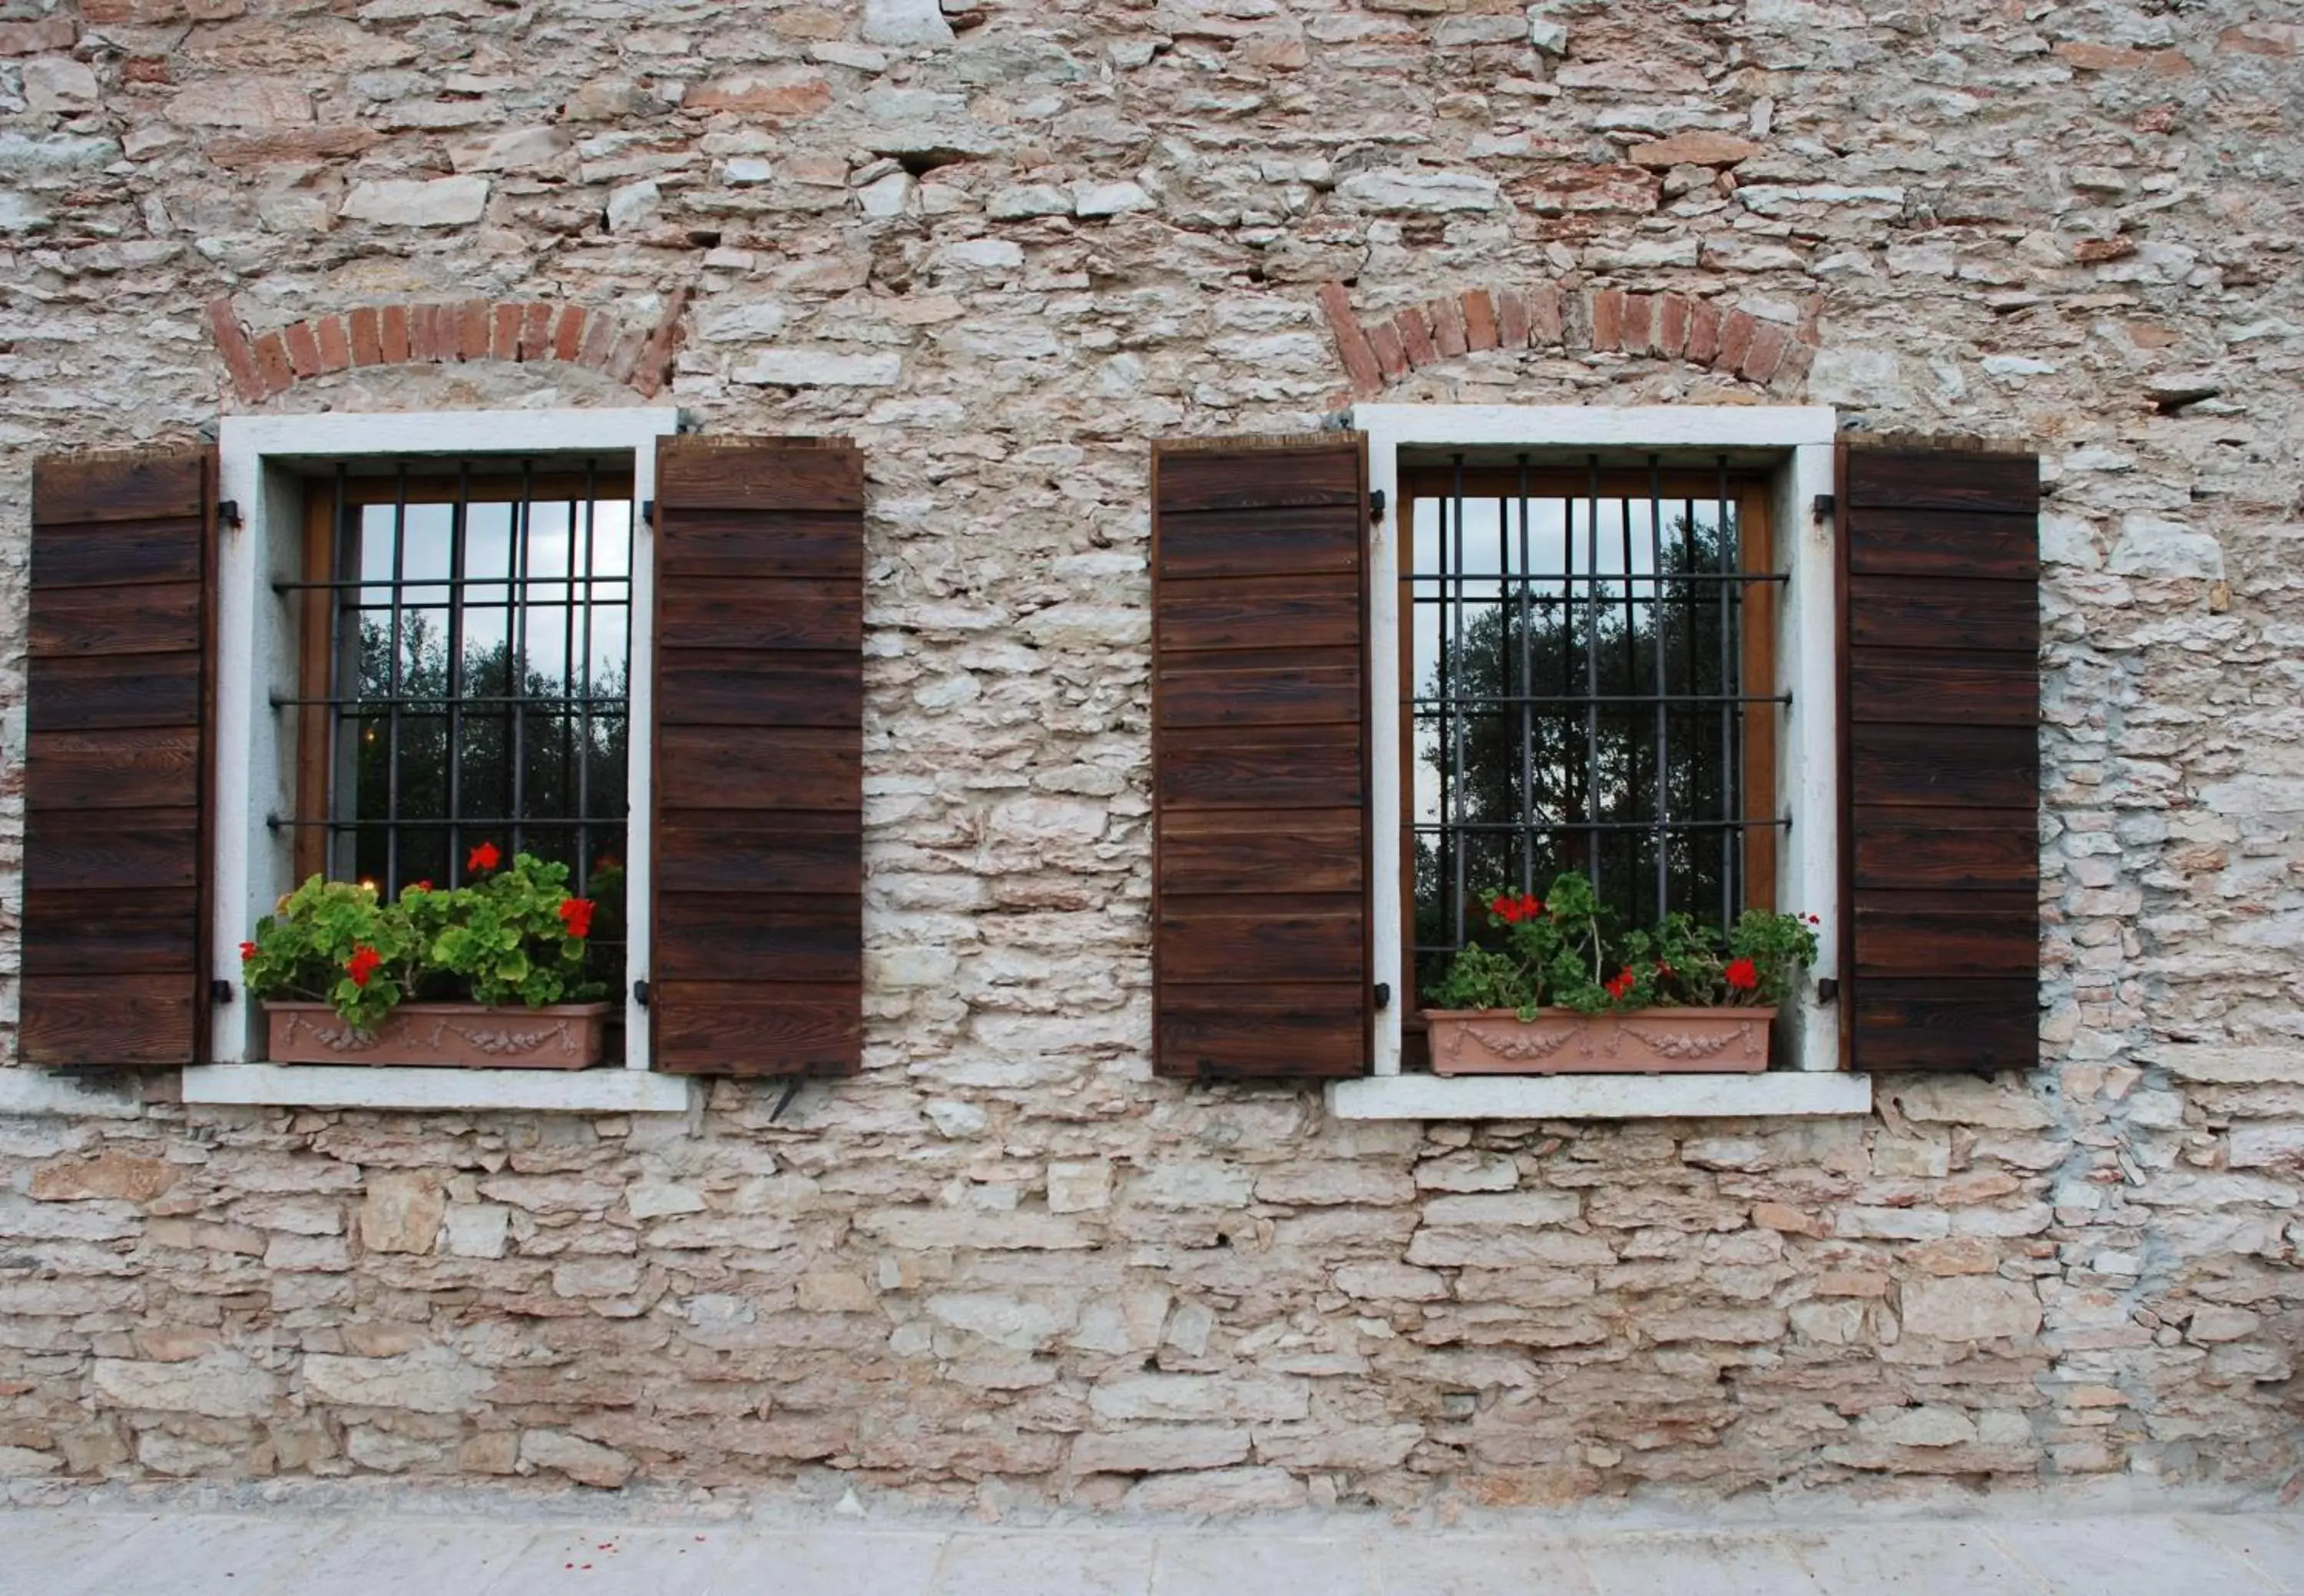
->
[349,611,627,904]
[1414,513,1745,1004]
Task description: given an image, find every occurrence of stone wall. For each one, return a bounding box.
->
[2,0,2301,1508]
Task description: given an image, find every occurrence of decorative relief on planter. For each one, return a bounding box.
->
[263,1002,612,1071]
[1425,1008,1773,1076]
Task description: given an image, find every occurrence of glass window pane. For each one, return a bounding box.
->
[327,469,633,897]
[1408,470,1766,1005]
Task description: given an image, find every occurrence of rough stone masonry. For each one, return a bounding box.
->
[1,0,2301,1512]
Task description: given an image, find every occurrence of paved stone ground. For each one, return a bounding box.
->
[0,1502,2299,1594]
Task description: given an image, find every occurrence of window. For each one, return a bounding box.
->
[1339,405,1865,1119]
[1402,460,1779,1021]
[286,462,634,996]
[198,408,690,1112]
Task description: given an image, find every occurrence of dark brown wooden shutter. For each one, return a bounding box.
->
[24,449,217,1067]
[1151,436,1372,1079]
[651,438,862,1077]
[1840,442,2039,1072]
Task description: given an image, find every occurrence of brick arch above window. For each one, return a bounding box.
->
[1315,280,1819,397]
[204,290,688,403]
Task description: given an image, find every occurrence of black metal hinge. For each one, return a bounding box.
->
[632,978,650,1008]
[217,499,243,530]
[1811,493,1835,522]
[1373,982,1391,1011]
[1369,488,1386,524]
[640,498,655,528]
[1815,977,1838,1006]
[210,978,233,1006]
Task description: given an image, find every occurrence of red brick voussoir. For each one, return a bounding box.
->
[206,292,690,403]
[1315,279,1819,398]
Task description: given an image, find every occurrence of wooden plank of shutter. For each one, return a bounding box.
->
[1152,436,1371,1080]
[652,438,862,1077]
[24,449,216,1067]
[1839,442,2038,1074]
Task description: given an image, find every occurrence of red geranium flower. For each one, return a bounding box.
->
[406,879,432,894]
[1605,965,1636,1000]
[1725,957,1759,992]
[467,840,501,873]
[558,898,595,940]
[346,945,383,988]
[1488,892,1544,925]
[238,940,258,962]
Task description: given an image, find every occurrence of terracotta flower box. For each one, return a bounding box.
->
[263,1001,613,1070]
[1425,1007,1776,1076]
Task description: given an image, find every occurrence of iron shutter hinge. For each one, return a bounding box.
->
[1369,488,1386,525]
[633,979,650,1008]
[641,498,655,528]
[1811,493,1835,522]
[218,499,243,530]
[1815,977,1838,1006]
[210,978,233,1005]
[1374,982,1391,1011]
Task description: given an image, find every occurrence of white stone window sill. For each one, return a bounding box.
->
[180,1065,699,1114]
[1326,1071,1873,1120]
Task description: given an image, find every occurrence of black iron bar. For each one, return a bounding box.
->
[1716,456,1735,931]
[445,459,468,889]
[1679,495,1697,913]
[1411,692,1789,709]
[1514,458,1533,896]
[1647,455,1670,926]
[271,814,624,830]
[1414,818,1788,834]
[1582,457,1601,883]
[383,465,407,896]
[509,458,532,859]
[577,461,598,893]
[274,574,629,594]
[1617,493,1637,924]
[1448,455,1467,951]
[560,495,578,886]
[275,694,624,711]
[1405,570,1781,587]
[1558,492,1574,854]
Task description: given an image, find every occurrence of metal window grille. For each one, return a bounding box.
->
[270,459,634,904]
[1409,452,1789,1000]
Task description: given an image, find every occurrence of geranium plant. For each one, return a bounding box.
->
[240,844,606,1032]
[1427,870,1820,1020]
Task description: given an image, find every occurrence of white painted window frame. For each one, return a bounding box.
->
[1331,404,1871,1121]
[187,408,696,1114]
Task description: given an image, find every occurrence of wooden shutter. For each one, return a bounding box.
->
[1839,442,2039,1072]
[651,438,862,1076]
[1151,436,1372,1079]
[23,449,217,1067]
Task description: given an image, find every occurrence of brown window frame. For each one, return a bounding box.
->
[1396,464,1779,1026]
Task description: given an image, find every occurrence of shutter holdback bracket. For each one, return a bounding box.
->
[1811,493,1835,523]
[217,499,243,531]
[1369,488,1385,525]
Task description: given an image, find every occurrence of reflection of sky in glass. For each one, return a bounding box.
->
[356,497,632,695]
[1409,495,1734,827]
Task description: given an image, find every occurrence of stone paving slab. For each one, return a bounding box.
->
[0,1507,2296,1595]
